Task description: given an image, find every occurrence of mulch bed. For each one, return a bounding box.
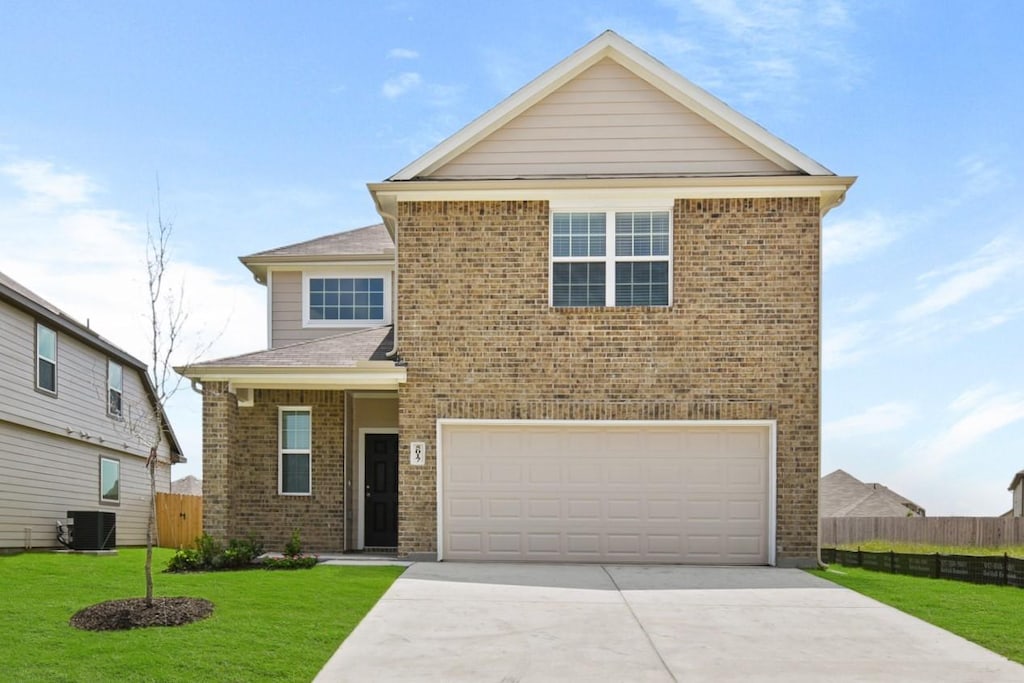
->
[70,597,214,631]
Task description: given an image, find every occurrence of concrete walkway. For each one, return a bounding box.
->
[315,563,1023,682]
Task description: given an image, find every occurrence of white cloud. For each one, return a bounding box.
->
[387,48,419,60]
[0,160,97,206]
[899,234,1024,321]
[822,323,871,370]
[915,386,1024,466]
[824,401,916,440]
[823,211,901,269]
[381,72,422,99]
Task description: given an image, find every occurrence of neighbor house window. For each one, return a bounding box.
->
[551,210,671,307]
[36,323,57,394]
[305,275,387,325]
[279,408,311,495]
[100,457,120,504]
[107,361,123,418]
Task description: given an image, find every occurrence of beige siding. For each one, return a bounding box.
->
[1015,485,1022,517]
[430,59,788,179]
[269,269,392,348]
[0,301,172,549]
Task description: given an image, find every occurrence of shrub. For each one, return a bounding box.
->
[263,529,318,571]
[166,533,264,572]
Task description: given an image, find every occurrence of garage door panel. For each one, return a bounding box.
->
[442,424,770,564]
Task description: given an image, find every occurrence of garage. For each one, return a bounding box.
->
[438,421,774,565]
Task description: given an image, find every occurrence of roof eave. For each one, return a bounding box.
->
[176,364,407,391]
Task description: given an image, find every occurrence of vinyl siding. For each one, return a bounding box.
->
[269,269,393,348]
[430,59,789,179]
[0,301,172,549]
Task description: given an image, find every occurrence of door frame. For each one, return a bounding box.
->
[357,427,399,550]
[436,418,778,565]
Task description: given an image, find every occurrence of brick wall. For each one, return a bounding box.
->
[203,386,346,552]
[396,197,821,565]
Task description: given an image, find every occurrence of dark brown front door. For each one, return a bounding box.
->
[364,434,399,548]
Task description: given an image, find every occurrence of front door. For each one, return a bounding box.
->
[364,433,399,548]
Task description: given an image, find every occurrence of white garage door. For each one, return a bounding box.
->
[439,422,771,564]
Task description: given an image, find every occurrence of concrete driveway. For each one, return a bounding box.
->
[314,563,1023,682]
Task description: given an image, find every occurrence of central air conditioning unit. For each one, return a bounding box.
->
[66,511,116,550]
[235,387,254,408]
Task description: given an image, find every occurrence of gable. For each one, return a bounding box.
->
[431,58,789,180]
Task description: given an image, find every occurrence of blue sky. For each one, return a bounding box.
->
[2,1,1022,515]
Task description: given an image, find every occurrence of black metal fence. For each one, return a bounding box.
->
[821,547,1024,588]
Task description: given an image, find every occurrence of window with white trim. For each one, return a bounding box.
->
[36,323,57,394]
[100,456,120,504]
[551,210,671,307]
[107,361,123,418]
[303,271,390,326]
[279,408,311,495]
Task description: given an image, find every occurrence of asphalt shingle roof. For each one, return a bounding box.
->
[820,469,924,517]
[188,326,394,369]
[243,223,393,260]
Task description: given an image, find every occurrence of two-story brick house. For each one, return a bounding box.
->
[0,271,183,550]
[182,31,854,567]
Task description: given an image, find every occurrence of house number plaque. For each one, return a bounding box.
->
[410,442,426,466]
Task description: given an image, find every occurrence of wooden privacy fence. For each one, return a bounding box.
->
[156,493,202,549]
[821,516,1024,547]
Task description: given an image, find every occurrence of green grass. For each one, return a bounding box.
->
[1,548,404,682]
[832,540,1024,558]
[811,566,1024,664]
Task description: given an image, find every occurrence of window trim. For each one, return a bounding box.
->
[278,406,312,496]
[107,361,123,419]
[549,205,673,308]
[35,323,58,396]
[99,456,121,505]
[301,269,392,328]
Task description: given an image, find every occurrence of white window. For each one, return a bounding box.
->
[100,456,120,504]
[107,361,123,418]
[36,323,57,394]
[550,209,672,307]
[279,407,311,495]
[303,270,391,327]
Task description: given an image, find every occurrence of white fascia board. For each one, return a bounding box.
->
[186,366,406,391]
[369,175,855,215]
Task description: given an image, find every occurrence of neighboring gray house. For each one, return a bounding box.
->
[0,271,183,550]
[820,469,925,518]
[1010,470,1024,517]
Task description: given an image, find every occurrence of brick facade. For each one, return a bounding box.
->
[203,386,346,551]
[396,198,821,566]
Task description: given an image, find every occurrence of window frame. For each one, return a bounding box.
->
[99,456,120,505]
[107,361,123,419]
[278,406,312,496]
[35,323,58,395]
[549,205,673,308]
[301,269,392,328]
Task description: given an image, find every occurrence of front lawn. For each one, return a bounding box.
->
[811,566,1024,665]
[1,548,404,682]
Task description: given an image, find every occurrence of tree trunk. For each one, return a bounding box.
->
[145,449,156,606]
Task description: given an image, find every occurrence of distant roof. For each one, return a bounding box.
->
[0,270,184,459]
[240,224,394,282]
[1010,470,1024,491]
[821,469,925,517]
[187,326,394,369]
[171,475,203,496]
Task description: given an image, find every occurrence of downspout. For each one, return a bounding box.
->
[378,208,400,359]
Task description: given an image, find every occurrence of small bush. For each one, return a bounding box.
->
[166,533,264,572]
[263,529,318,571]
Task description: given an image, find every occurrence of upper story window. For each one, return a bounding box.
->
[107,361,123,418]
[303,271,390,327]
[36,323,57,394]
[550,209,672,307]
